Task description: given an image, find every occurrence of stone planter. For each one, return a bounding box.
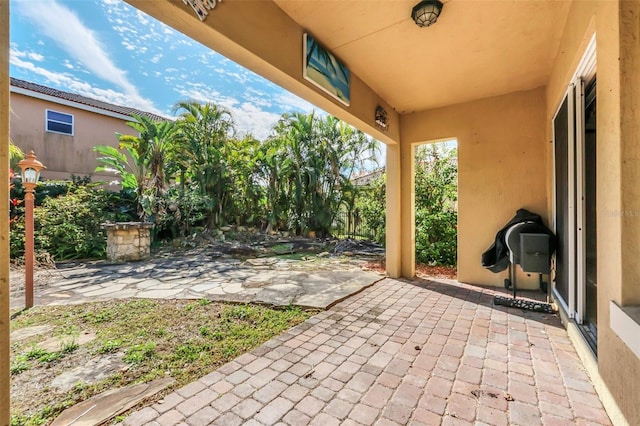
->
[102,222,153,262]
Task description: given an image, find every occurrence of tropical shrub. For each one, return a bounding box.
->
[94,114,177,220]
[36,186,136,260]
[154,187,211,239]
[259,113,378,236]
[414,143,458,266]
[172,101,236,228]
[11,185,136,260]
[354,142,458,267]
[355,174,386,243]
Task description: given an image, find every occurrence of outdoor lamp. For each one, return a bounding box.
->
[411,0,443,27]
[18,150,45,187]
[17,150,45,309]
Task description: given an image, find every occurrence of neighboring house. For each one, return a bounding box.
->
[9,77,165,181]
[350,167,384,187]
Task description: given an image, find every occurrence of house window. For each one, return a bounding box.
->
[46,110,74,135]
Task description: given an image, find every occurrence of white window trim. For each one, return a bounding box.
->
[45,109,74,136]
[573,36,596,324]
[610,301,640,360]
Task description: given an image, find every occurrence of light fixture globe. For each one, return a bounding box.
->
[411,0,443,28]
[17,150,45,188]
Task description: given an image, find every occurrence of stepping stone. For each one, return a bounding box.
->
[136,288,183,298]
[245,258,277,266]
[244,272,277,288]
[11,325,54,342]
[51,378,174,426]
[38,331,96,352]
[51,354,128,392]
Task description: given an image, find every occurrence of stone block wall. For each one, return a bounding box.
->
[102,222,153,261]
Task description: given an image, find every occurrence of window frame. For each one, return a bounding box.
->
[45,109,74,136]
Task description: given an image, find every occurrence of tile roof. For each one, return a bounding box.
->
[10,77,167,122]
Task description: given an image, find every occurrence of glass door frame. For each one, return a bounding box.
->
[552,34,596,326]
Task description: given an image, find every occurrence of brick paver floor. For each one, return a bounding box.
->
[124,277,612,425]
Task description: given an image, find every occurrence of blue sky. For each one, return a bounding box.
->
[9,0,325,141]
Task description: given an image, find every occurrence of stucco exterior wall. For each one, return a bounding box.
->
[545,1,639,424]
[0,2,10,422]
[10,92,137,181]
[401,87,548,288]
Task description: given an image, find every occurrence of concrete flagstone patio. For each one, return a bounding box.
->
[123,277,612,426]
[10,252,382,310]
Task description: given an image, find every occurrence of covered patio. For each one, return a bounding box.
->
[123,277,610,425]
[1,1,639,424]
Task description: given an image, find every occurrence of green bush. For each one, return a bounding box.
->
[9,218,25,259]
[414,143,458,267]
[154,187,210,240]
[415,210,457,266]
[355,175,386,244]
[353,142,458,267]
[10,185,136,260]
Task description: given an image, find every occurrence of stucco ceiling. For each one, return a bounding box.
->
[273,0,571,113]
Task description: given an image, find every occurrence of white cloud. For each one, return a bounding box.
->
[10,47,164,116]
[274,92,317,113]
[175,84,280,139]
[27,52,44,62]
[229,103,281,140]
[15,0,155,113]
[150,54,163,64]
[135,10,149,25]
[10,46,45,63]
[112,25,137,36]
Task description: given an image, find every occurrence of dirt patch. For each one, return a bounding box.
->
[10,299,314,425]
[364,258,457,280]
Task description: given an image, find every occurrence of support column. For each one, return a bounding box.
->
[1,1,11,424]
[385,140,416,279]
[619,0,640,305]
[386,144,402,278]
[400,141,416,278]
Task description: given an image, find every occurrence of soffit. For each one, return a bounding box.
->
[274,0,571,113]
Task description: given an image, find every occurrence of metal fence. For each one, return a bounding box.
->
[331,210,380,241]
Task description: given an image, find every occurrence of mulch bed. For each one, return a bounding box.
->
[364,259,457,280]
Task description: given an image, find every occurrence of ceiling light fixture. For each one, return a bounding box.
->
[183,0,221,21]
[411,0,443,28]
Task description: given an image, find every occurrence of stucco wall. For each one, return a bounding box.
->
[0,1,10,422]
[10,93,136,181]
[545,1,639,424]
[402,87,548,288]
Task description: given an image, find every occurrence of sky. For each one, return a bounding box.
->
[8,0,352,145]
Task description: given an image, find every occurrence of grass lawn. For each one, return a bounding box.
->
[10,299,315,426]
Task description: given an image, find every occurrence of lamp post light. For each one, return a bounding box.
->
[17,150,45,309]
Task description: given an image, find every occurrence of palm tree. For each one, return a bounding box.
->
[94,114,178,219]
[173,100,235,227]
[263,112,378,237]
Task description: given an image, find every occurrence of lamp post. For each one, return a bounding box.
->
[17,151,45,309]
